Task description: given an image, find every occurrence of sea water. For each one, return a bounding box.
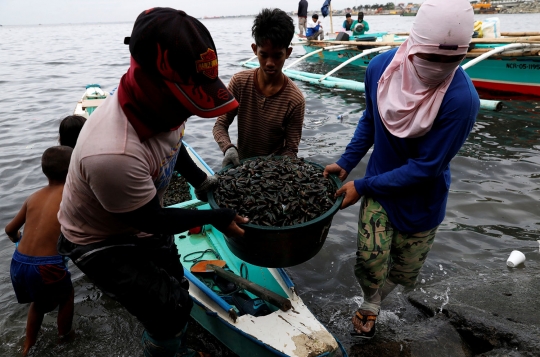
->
[0,14,539,356]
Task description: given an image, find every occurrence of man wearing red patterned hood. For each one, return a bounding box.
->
[57,8,247,357]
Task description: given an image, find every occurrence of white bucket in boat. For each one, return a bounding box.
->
[482,17,501,38]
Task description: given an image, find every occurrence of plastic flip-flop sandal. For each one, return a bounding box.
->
[350,311,377,340]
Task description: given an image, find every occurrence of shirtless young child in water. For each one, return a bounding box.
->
[6,146,75,356]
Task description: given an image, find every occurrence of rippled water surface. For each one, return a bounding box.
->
[1,14,539,356]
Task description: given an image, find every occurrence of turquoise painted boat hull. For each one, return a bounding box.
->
[462,55,540,97]
[169,142,341,357]
[302,44,540,97]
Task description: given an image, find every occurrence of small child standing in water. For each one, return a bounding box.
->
[6,146,75,356]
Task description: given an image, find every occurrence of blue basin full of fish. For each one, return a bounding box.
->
[208,156,343,267]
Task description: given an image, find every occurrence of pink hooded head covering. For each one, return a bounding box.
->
[376,0,474,138]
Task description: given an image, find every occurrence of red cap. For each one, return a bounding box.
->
[125,8,238,117]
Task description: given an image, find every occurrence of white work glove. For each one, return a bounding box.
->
[222,147,240,168]
[194,175,218,202]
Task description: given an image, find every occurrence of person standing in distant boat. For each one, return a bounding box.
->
[306,13,324,40]
[342,13,353,31]
[213,8,305,168]
[298,0,308,36]
[324,0,479,341]
[57,8,248,357]
[351,12,370,36]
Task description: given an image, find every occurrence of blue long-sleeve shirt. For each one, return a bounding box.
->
[337,49,479,233]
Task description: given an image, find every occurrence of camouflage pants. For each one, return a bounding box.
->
[354,197,437,313]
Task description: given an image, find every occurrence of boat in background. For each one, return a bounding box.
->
[400,10,417,16]
[462,42,540,97]
[472,0,501,14]
[242,34,504,112]
[73,84,109,118]
[295,32,540,98]
[74,87,345,357]
[299,32,403,67]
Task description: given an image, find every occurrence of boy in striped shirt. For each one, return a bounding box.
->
[213,8,305,168]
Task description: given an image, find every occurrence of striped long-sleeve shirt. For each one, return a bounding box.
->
[213,69,305,160]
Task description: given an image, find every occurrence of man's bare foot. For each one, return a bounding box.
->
[58,329,75,343]
[22,342,32,357]
[351,309,377,333]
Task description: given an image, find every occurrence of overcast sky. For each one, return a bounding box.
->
[0,0,393,25]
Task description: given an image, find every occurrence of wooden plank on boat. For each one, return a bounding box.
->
[307,38,540,50]
[394,32,540,37]
[501,32,540,37]
[498,48,540,57]
[81,99,105,109]
[209,265,293,312]
[467,48,540,58]
[471,36,540,44]
[308,40,402,47]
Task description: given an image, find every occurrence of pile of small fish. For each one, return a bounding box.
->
[213,156,337,227]
[163,173,192,207]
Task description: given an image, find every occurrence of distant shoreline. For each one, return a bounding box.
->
[1,10,538,27]
[197,10,540,20]
[199,14,255,20]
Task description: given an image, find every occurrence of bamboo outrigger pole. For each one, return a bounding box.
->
[470,36,540,43]
[285,44,352,70]
[462,43,534,70]
[242,55,258,66]
[329,2,334,34]
[307,37,540,47]
[396,31,540,37]
[318,46,392,82]
[501,31,540,37]
[309,40,402,46]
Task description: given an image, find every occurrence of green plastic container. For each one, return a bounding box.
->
[208,158,343,268]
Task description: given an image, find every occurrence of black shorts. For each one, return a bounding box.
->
[58,233,192,339]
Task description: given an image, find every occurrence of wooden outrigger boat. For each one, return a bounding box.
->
[73,84,109,118]
[241,41,504,112]
[75,85,346,357]
[294,32,540,97]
